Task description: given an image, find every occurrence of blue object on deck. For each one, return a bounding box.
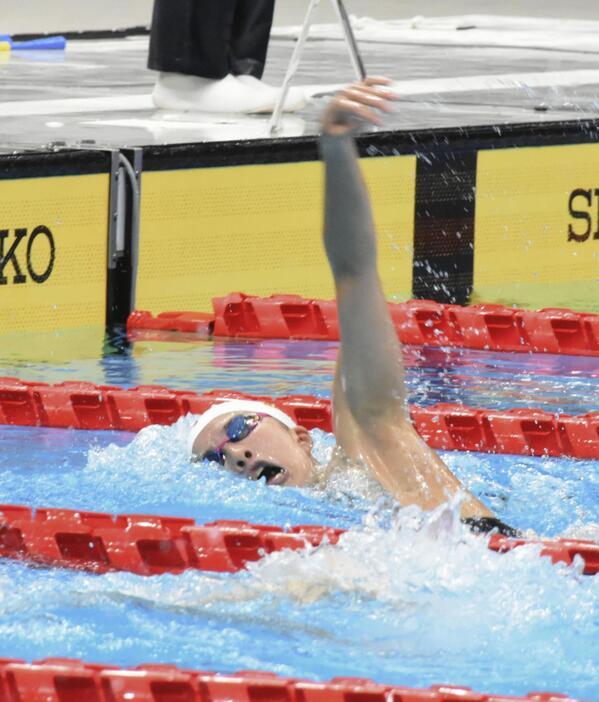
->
[14,36,67,50]
[0,35,67,50]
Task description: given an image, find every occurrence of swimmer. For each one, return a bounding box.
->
[189,78,516,536]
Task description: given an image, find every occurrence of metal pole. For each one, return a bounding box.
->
[118,152,141,312]
[269,0,322,136]
[330,0,367,80]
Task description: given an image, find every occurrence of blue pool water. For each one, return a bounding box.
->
[0,329,598,699]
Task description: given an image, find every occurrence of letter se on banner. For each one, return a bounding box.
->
[568,188,599,242]
[473,143,599,313]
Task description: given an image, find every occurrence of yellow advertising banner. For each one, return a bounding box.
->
[474,143,599,312]
[0,174,110,332]
[137,156,416,314]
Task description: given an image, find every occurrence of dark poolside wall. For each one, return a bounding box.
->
[1,118,598,332]
[136,119,599,318]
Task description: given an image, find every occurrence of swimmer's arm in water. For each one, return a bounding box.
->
[320,80,492,518]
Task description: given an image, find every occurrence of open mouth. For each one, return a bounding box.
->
[253,462,286,485]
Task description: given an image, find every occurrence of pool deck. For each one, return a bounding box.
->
[3,15,599,151]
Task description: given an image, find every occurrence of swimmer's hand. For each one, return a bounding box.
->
[321,77,399,136]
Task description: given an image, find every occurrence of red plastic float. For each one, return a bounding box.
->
[409,404,599,459]
[0,505,343,576]
[211,293,339,340]
[127,293,599,357]
[0,658,582,702]
[1,504,598,577]
[1,376,598,459]
[0,379,332,434]
[127,310,214,337]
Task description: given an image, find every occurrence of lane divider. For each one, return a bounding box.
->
[1,504,598,576]
[1,377,598,459]
[0,657,582,702]
[0,505,342,576]
[0,379,332,433]
[127,293,599,357]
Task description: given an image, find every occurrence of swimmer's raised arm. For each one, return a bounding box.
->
[320,78,405,424]
[320,80,492,519]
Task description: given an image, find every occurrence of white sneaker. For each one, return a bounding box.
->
[236,74,306,112]
[152,72,288,114]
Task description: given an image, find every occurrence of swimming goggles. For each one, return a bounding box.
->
[201,413,265,465]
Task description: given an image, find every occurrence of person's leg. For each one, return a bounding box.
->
[148,0,236,79]
[149,0,304,113]
[229,0,305,110]
[230,0,275,79]
[148,0,254,112]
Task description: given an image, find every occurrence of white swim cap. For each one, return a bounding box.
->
[187,399,297,459]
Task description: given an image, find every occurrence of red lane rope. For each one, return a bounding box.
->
[0,658,582,702]
[1,377,598,459]
[1,504,598,577]
[127,293,599,357]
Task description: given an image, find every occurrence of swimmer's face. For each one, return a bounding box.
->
[191,412,316,487]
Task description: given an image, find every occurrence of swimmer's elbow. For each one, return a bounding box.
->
[345,385,407,428]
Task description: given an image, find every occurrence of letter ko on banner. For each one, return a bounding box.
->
[0,155,111,333]
[473,143,599,313]
[0,226,55,285]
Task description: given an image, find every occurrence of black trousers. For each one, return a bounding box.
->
[148,0,276,80]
